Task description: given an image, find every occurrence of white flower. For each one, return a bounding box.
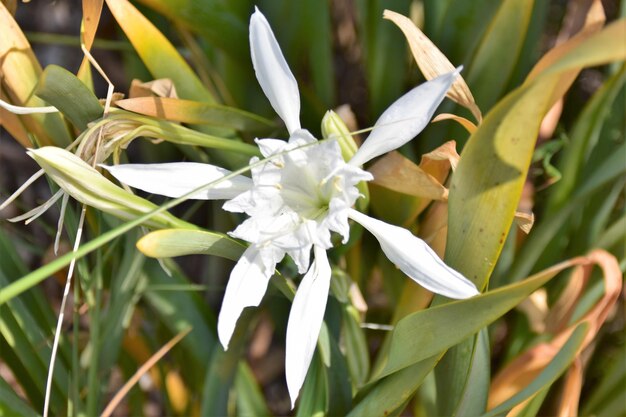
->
[104,7,479,408]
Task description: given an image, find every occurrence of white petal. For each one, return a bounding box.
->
[285,245,331,409]
[255,138,288,157]
[349,68,461,167]
[217,245,279,349]
[250,8,301,134]
[348,209,479,299]
[101,163,252,200]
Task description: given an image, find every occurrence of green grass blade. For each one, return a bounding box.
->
[0,377,40,417]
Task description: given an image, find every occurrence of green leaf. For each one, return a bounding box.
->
[426,0,503,65]
[324,326,353,417]
[581,349,626,417]
[356,0,411,118]
[374,262,568,380]
[143,260,216,374]
[98,235,147,372]
[435,328,490,416]
[136,229,245,260]
[507,139,626,283]
[341,305,370,388]
[234,363,271,417]
[296,351,327,417]
[300,0,334,108]
[481,323,588,417]
[466,0,534,111]
[135,0,248,63]
[348,356,440,417]
[0,377,39,417]
[36,65,103,131]
[546,64,626,216]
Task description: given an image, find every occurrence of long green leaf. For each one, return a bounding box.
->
[466,0,534,111]
[435,328,490,416]
[374,259,575,380]
[348,355,440,417]
[546,64,626,216]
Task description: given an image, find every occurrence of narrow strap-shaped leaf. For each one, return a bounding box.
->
[373,256,588,380]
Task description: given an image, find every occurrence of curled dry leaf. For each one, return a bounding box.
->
[488,249,622,414]
[432,113,477,134]
[513,211,535,234]
[419,140,460,177]
[128,78,179,99]
[383,9,482,123]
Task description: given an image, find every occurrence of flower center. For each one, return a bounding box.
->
[279,163,335,221]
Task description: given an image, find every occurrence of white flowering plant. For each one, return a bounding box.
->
[0,1,624,417]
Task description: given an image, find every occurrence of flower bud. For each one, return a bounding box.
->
[27,147,193,230]
[321,110,359,161]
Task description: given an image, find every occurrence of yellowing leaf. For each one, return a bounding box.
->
[0,90,30,147]
[0,2,71,146]
[105,0,216,103]
[82,0,104,51]
[446,20,626,289]
[115,97,275,132]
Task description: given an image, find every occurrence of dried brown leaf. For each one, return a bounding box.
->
[513,211,535,234]
[384,9,482,123]
[369,151,447,201]
[419,140,460,179]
